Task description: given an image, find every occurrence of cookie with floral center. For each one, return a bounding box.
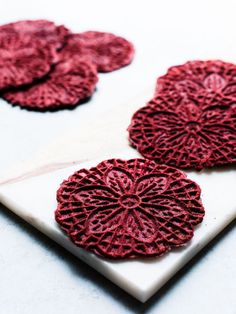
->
[3,56,98,111]
[55,158,204,259]
[62,31,134,72]
[128,97,236,170]
[155,60,236,107]
[0,33,57,90]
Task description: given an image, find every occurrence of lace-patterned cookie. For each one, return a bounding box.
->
[62,31,134,72]
[156,60,236,107]
[0,19,69,50]
[55,159,204,259]
[0,33,56,90]
[128,97,236,170]
[3,57,98,111]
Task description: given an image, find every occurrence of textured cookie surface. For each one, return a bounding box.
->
[0,19,69,50]
[55,159,204,259]
[0,33,56,90]
[62,31,134,72]
[3,57,98,110]
[155,60,236,107]
[128,98,236,170]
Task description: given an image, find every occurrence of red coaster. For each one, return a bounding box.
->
[0,33,56,90]
[128,97,236,170]
[62,31,134,72]
[3,57,98,111]
[55,159,204,259]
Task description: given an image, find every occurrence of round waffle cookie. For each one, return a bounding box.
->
[155,60,236,106]
[128,97,236,170]
[0,33,56,90]
[0,19,70,50]
[55,158,204,259]
[3,57,98,111]
[62,31,134,72]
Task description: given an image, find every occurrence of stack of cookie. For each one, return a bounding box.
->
[0,19,134,111]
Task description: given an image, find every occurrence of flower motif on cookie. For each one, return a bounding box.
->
[156,60,236,105]
[129,97,236,170]
[56,159,204,259]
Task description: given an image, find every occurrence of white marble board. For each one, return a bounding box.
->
[0,86,235,303]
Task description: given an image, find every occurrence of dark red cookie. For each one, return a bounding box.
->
[0,20,70,50]
[55,159,204,259]
[56,168,90,233]
[155,60,236,106]
[62,31,134,72]
[128,97,236,170]
[0,33,56,90]
[3,57,98,110]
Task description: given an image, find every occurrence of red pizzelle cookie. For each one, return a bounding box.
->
[128,98,236,170]
[3,57,98,110]
[155,60,236,106]
[0,33,56,90]
[0,20,70,50]
[56,168,90,233]
[57,167,203,229]
[62,31,134,72]
[55,159,204,259]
